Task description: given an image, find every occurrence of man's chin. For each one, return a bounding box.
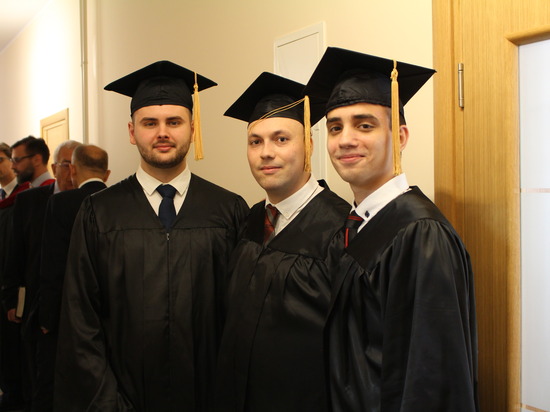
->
[144,156,186,170]
[16,175,31,184]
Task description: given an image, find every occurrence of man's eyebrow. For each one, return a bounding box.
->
[326,113,379,123]
[248,129,289,138]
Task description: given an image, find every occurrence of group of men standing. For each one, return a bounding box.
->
[1,46,478,412]
[0,138,109,411]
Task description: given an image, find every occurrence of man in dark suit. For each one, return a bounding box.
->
[37,144,109,412]
[2,138,81,412]
[0,142,29,411]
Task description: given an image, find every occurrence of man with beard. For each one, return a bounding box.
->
[54,61,249,412]
[10,136,54,189]
[3,138,80,411]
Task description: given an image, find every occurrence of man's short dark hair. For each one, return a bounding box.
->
[0,142,11,158]
[11,136,50,164]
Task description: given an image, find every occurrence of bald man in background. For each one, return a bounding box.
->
[36,144,110,412]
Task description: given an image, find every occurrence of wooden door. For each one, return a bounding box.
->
[433,1,550,411]
[41,108,70,170]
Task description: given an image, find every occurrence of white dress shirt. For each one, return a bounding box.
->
[266,175,324,236]
[78,178,105,188]
[354,173,410,232]
[31,171,53,188]
[0,178,17,198]
[135,166,191,216]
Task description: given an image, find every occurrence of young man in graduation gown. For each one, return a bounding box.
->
[54,61,249,412]
[212,72,350,412]
[304,48,479,412]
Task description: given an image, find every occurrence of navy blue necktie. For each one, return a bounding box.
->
[0,188,5,200]
[157,184,177,231]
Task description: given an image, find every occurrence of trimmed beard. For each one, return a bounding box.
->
[139,145,188,170]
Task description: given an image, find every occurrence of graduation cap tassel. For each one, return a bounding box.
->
[390,60,402,176]
[193,72,204,160]
[304,95,312,173]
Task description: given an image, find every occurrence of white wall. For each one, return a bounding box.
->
[0,0,83,147]
[0,0,434,206]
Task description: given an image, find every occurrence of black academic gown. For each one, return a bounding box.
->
[327,186,479,412]
[3,183,55,335]
[40,180,107,332]
[212,187,350,412]
[34,181,107,412]
[0,183,29,406]
[54,174,249,412]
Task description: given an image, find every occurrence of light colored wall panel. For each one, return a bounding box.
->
[0,0,434,206]
[0,0,83,146]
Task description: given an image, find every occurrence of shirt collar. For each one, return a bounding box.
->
[136,165,191,196]
[267,175,321,219]
[78,177,104,188]
[354,173,409,220]
[31,171,53,188]
[1,178,17,197]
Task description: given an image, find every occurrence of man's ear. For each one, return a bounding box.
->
[128,121,136,145]
[399,125,410,152]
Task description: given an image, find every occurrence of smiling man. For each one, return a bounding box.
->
[305,48,479,412]
[54,61,249,412]
[212,72,349,412]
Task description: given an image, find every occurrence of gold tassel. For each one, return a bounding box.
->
[303,95,312,173]
[390,60,401,176]
[193,72,204,160]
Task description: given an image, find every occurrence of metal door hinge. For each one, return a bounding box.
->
[458,63,464,109]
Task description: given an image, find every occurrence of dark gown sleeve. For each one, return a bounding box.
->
[1,197,25,311]
[380,219,478,411]
[54,198,134,412]
[39,196,67,332]
[328,219,478,412]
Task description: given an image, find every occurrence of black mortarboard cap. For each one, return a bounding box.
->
[104,60,217,115]
[224,72,307,124]
[304,47,435,124]
[225,72,315,172]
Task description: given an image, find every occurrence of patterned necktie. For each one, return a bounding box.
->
[344,210,366,247]
[264,204,280,244]
[0,188,5,200]
[157,184,177,231]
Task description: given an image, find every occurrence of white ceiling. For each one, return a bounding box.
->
[0,0,50,52]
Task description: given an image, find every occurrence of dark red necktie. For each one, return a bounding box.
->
[264,204,280,244]
[344,211,365,247]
